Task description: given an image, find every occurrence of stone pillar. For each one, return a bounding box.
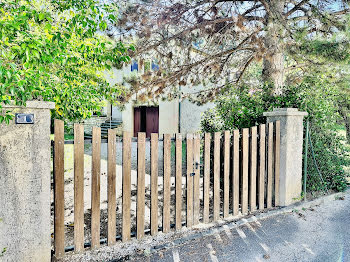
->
[0,101,54,262]
[263,108,308,206]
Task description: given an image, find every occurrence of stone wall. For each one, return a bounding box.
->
[0,101,54,262]
[67,116,108,135]
[83,116,108,134]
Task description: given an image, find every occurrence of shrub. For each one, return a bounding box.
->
[201,76,349,192]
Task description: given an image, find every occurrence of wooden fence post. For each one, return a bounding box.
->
[122,132,132,242]
[241,128,249,215]
[203,133,211,223]
[258,124,266,210]
[232,130,240,216]
[213,132,220,221]
[74,124,84,252]
[91,127,101,248]
[249,126,257,212]
[163,134,171,233]
[193,134,200,225]
[274,121,281,206]
[137,132,146,239]
[175,134,183,230]
[52,121,285,251]
[150,133,159,235]
[54,119,65,257]
[186,134,194,227]
[107,129,116,245]
[267,123,274,208]
[223,131,230,218]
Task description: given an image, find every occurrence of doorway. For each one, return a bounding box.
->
[134,106,159,137]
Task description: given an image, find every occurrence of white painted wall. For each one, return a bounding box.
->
[103,64,214,135]
[159,99,179,135]
[179,85,215,134]
[122,102,133,133]
[179,99,215,134]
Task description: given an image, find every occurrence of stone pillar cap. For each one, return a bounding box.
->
[263,108,308,117]
[3,100,55,109]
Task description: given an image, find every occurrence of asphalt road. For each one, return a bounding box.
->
[131,193,350,262]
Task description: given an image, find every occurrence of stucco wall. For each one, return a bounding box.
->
[179,99,215,134]
[104,66,213,135]
[264,108,308,206]
[121,95,212,136]
[0,101,54,262]
[159,99,179,135]
[178,84,215,134]
[121,99,179,136]
[122,102,133,134]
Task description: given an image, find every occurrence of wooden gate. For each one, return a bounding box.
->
[52,120,280,258]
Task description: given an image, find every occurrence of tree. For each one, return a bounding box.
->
[291,33,350,143]
[200,75,349,192]
[118,0,349,101]
[0,0,133,123]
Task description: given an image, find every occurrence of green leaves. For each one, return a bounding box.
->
[201,76,349,193]
[99,21,107,31]
[297,39,350,63]
[38,12,46,21]
[0,113,14,125]
[0,0,134,123]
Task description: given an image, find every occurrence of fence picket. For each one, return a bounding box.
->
[186,134,194,227]
[137,132,146,239]
[274,121,281,206]
[241,128,249,215]
[91,127,101,248]
[249,126,257,212]
[193,134,200,225]
[175,134,182,230]
[224,131,230,218]
[163,134,171,233]
[151,133,159,235]
[107,129,116,245]
[54,119,65,257]
[53,121,282,254]
[203,133,211,223]
[213,132,220,221]
[74,124,84,252]
[259,124,266,210]
[232,130,240,216]
[122,132,132,241]
[267,123,274,208]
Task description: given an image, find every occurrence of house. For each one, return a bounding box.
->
[83,60,215,137]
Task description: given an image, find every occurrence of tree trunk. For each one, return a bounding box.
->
[345,120,350,144]
[262,0,286,95]
[339,107,350,144]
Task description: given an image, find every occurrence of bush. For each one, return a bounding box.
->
[0,0,133,123]
[201,76,349,192]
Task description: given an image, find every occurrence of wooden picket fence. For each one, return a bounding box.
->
[52,119,280,258]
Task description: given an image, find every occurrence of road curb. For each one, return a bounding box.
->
[149,189,349,254]
[108,189,349,261]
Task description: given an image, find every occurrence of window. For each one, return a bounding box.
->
[131,60,138,71]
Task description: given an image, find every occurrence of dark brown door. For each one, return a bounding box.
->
[146,107,159,137]
[134,107,141,137]
[134,106,159,137]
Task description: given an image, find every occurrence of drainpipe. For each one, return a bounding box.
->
[178,100,181,134]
